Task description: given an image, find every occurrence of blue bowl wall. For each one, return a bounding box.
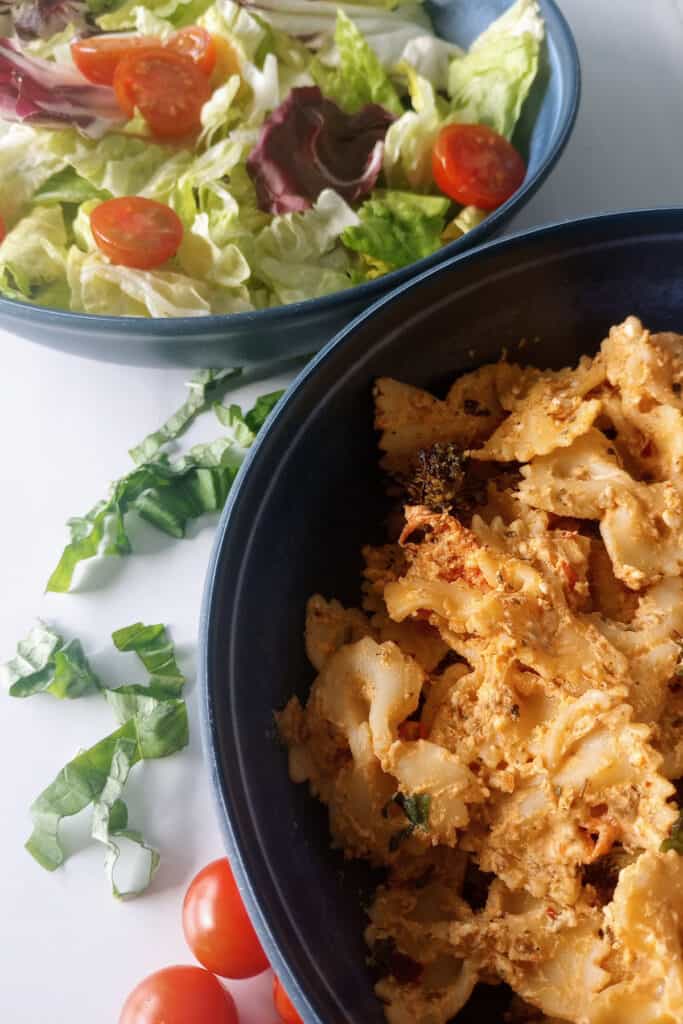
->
[202,209,683,1023]
[0,0,579,367]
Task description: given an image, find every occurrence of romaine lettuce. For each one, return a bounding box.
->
[311,10,402,116]
[341,189,449,270]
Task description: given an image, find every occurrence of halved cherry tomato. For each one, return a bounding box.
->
[119,966,237,1024]
[113,47,211,138]
[167,26,216,77]
[71,35,158,86]
[273,975,304,1024]
[432,123,526,211]
[183,857,269,979]
[90,197,183,269]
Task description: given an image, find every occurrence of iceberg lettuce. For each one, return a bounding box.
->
[0,204,69,299]
[383,62,445,190]
[248,188,359,303]
[447,0,543,139]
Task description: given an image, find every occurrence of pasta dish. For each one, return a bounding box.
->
[278,317,683,1023]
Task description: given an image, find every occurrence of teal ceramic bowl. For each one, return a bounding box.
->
[0,0,579,366]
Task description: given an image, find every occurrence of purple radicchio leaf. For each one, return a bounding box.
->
[246,85,395,215]
[10,0,96,40]
[0,37,124,137]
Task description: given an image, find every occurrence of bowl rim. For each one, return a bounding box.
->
[0,0,580,337]
[199,205,683,1022]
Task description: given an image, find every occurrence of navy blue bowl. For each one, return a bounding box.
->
[201,208,683,1023]
[0,0,579,367]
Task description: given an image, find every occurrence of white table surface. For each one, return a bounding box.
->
[2,1,683,1021]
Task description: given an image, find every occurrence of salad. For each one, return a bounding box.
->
[0,0,544,317]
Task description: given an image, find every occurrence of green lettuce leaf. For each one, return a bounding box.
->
[98,0,213,31]
[341,190,449,271]
[311,10,403,115]
[176,214,252,291]
[383,62,445,189]
[130,369,242,464]
[442,205,487,242]
[239,0,433,71]
[447,0,544,139]
[111,622,185,694]
[198,75,243,148]
[47,390,283,592]
[46,130,191,202]
[34,167,110,206]
[200,0,268,62]
[25,22,84,62]
[248,188,359,304]
[0,122,67,228]
[0,205,69,301]
[1,622,100,699]
[66,247,251,317]
[91,741,160,900]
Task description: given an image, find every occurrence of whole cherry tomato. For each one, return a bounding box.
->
[119,965,238,1024]
[273,975,304,1024]
[183,857,270,979]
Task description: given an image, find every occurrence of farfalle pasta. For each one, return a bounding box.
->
[278,317,683,1023]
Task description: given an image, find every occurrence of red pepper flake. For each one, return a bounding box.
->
[546,906,558,920]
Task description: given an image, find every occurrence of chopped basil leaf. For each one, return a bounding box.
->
[129,368,241,465]
[24,622,187,897]
[1,621,100,699]
[111,622,185,695]
[48,390,282,593]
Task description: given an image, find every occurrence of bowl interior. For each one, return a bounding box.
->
[0,0,578,367]
[203,209,683,1023]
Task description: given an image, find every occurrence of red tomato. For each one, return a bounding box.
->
[113,47,211,138]
[71,36,159,86]
[273,975,303,1024]
[119,966,237,1024]
[432,123,526,211]
[90,197,184,269]
[183,857,270,979]
[167,26,216,76]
